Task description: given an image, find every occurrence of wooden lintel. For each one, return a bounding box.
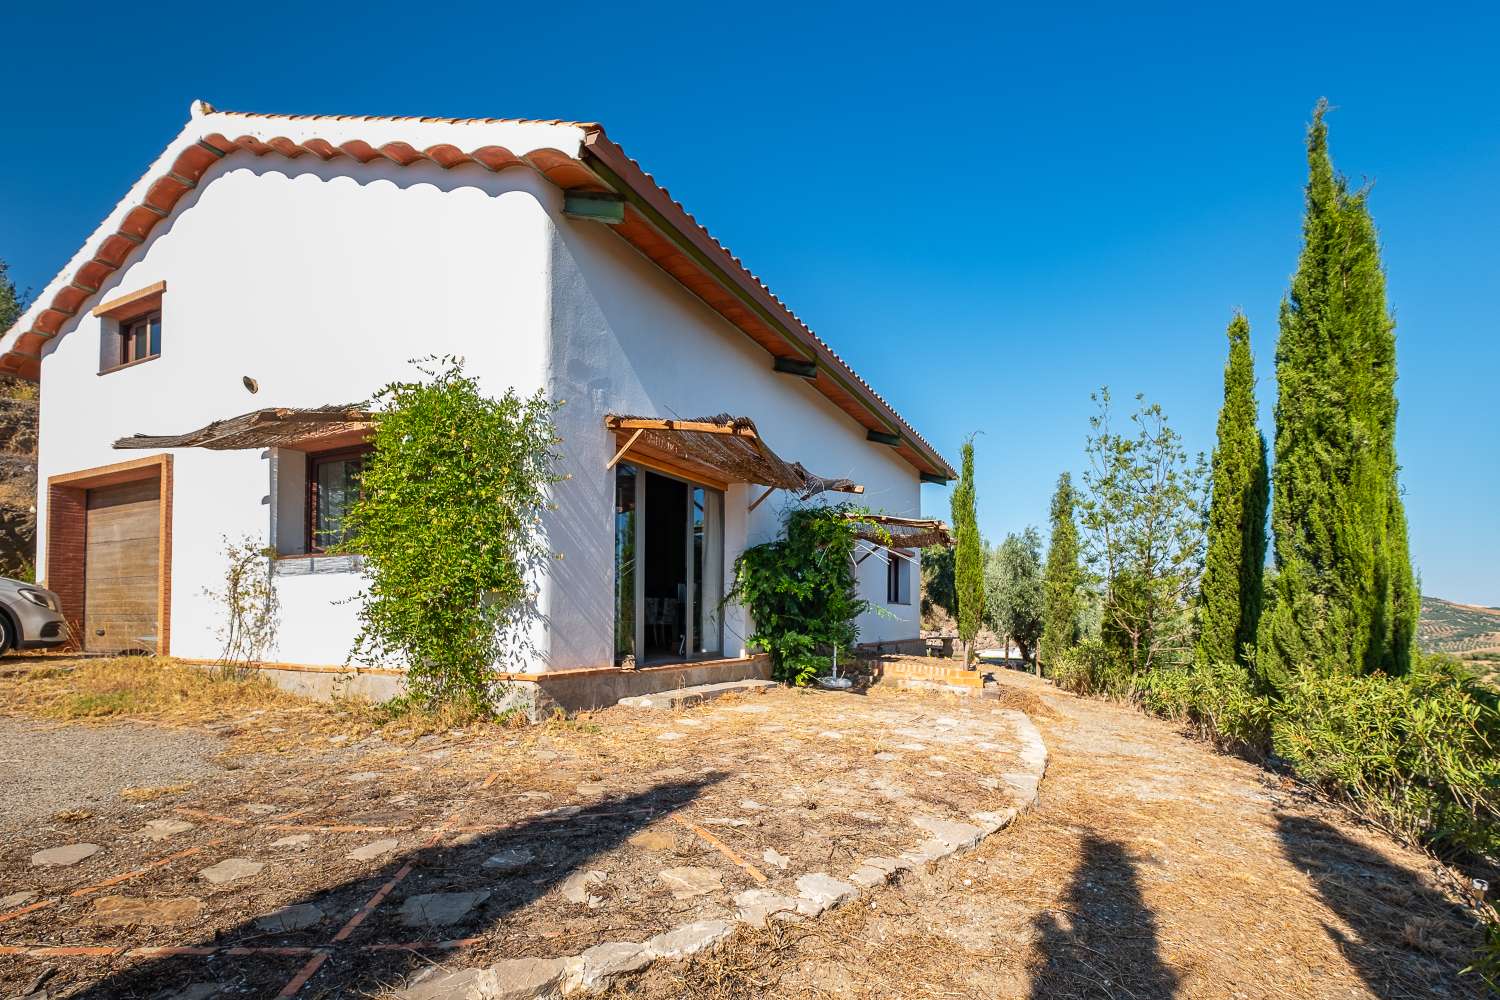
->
[606,428,644,470]
[92,280,167,319]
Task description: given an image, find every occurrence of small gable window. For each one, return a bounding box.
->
[94,281,166,374]
[121,311,162,365]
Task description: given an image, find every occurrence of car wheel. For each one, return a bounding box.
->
[0,615,13,656]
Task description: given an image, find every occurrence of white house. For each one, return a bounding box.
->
[0,101,954,710]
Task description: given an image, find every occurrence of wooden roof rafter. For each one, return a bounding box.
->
[846,512,953,549]
[113,404,373,451]
[605,413,864,502]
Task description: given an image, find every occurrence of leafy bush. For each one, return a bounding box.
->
[1141,661,1272,754]
[347,358,561,708]
[1272,654,1500,858]
[1049,640,1134,698]
[726,505,876,686]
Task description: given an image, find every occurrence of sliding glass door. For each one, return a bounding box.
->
[614,463,724,666]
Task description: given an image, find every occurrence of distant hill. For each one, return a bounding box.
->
[0,379,37,580]
[1419,596,1500,687]
[1419,596,1500,654]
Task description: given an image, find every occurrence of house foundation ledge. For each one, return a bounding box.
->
[178,653,773,717]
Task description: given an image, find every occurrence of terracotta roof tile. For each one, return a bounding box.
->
[0,105,952,479]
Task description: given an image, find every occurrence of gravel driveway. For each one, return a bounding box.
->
[0,718,225,825]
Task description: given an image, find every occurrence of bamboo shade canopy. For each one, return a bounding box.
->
[848,513,953,549]
[113,405,373,451]
[606,414,864,498]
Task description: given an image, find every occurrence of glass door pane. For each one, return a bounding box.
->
[692,486,723,655]
[614,463,637,664]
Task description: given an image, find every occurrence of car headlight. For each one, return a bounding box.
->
[18,589,58,611]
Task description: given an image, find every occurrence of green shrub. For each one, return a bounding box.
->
[347,357,561,709]
[1272,655,1500,858]
[1468,918,1500,992]
[1049,640,1134,698]
[726,505,877,686]
[1141,661,1272,754]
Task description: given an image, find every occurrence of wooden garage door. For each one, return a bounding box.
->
[84,479,160,653]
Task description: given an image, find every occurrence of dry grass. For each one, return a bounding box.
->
[0,657,306,721]
[0,656,513,756]
[119,784,192,802]
[608,672,1490,1000]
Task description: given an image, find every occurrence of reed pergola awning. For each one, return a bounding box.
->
[113,405,373,451]
[605,414,864,504]
[848,513,953,549]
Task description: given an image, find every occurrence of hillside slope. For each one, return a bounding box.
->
[0,378,37,579]
[1420,595,1500,687]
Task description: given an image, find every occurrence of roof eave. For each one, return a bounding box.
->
[579,131,955,482]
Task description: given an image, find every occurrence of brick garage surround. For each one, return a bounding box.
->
[45,454,173,654]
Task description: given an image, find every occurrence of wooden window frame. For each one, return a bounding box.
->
[305,445,371,554]
[95,281,166,376]
[887,552,912,606]
[119,309,162,366]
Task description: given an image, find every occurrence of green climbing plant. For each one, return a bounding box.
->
[346,357,562,708]
[726,505,883,686]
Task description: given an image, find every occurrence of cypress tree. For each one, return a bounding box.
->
[1197,314,1268,667]
[1259,101,1417,687]
[951,438,983,666]
[0,260,21,330]
[1040,472,1081,670]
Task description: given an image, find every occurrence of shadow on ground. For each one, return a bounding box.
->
[66,773,724,1000]
[1277,813,1489,1000]
[1027,832,1178,999]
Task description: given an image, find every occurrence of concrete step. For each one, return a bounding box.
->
[617,679,778,711]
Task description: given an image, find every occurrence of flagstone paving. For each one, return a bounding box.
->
[0,684,1044,1000]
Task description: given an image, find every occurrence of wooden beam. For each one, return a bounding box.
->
[867,429,901,447]
[92,280,167,319]
[773,356,817,379]
[747,486,777,512]
[605,417,758,438]
[920,472,950,485]
[563,191,626,225]
[606,428,644,469]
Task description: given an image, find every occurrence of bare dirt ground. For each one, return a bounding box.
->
[0,660,1037,1000]
[611,668,1491,1000]
[0,718,226,826]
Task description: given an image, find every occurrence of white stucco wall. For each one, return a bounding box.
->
[542,190,924,671]
[26,109,929,674]
[34,144,554,665]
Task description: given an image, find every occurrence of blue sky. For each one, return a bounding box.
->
[4,2,1497,604]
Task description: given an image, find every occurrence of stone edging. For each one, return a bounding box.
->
[399,708,1048,1000]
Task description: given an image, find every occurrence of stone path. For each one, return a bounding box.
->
[396,700,1048,999]
[611,670,1494,1000]
[0,686,1045,1000]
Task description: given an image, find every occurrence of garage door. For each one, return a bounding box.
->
[84,479,161,653]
